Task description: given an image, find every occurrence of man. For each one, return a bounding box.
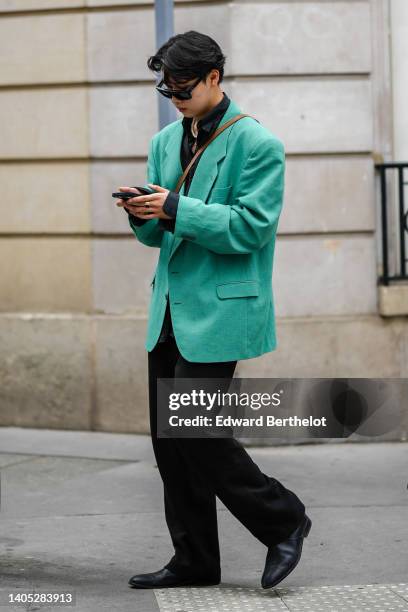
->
[115,30,311,590]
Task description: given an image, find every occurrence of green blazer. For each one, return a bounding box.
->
[129,97,285,362]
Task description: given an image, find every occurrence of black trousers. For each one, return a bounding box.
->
[148,335,306,581]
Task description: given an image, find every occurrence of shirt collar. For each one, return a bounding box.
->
[182,92,231,135]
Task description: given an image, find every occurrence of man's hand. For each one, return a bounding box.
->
[115,184,174,220]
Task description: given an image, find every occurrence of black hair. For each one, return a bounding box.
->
[147,30,226,86]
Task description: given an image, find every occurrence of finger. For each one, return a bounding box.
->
[126,201,153,208]
[117,198,137,206]
[118,186,140,194]
[128,194,158,204]
[127,207,146,216]
[147,183,166,192]
[126,203,158,214]
[131,212,157,220]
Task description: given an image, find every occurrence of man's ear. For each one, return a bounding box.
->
[209,69,220,86]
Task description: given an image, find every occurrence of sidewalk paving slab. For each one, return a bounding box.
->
[0,427,407,611]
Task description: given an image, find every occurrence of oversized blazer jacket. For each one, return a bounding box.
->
[129,97,285,363]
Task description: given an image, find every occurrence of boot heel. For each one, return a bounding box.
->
[303,516,312,538]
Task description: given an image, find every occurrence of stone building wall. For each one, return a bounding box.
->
[0,0,406,439]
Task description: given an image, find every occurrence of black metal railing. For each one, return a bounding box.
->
[375,162,408,285]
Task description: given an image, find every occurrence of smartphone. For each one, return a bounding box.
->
[112,186,154,200]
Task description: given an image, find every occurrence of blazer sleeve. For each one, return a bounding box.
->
[128,137,164,249]
[172,139,285,255]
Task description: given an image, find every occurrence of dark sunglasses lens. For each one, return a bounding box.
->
[174,91,191,100]
[156,78,195,100]
[157,88,172,98]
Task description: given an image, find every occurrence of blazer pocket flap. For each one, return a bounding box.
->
[212,185,232,195]
[216,280,259,299]
[208,185,232,203]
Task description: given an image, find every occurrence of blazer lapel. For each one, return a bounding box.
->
[163,98,242,262]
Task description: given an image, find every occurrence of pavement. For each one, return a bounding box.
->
[0,427,407,611]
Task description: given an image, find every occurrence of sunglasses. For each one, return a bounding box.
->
[155,76,202,100]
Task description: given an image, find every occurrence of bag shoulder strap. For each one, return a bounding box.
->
[174,113,258,193]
